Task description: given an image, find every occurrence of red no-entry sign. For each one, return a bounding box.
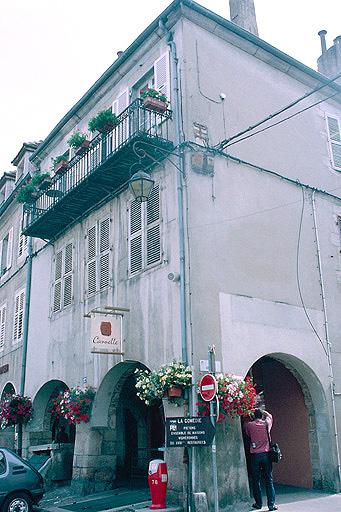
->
[199,374,217,402]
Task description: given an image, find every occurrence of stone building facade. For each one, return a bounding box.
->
[0,1,340,510]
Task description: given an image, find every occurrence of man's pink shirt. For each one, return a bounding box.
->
[245,414,273,454]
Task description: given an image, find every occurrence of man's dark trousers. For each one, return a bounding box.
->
[251,452,275,508]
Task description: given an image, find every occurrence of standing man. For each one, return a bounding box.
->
[245,409,277,511]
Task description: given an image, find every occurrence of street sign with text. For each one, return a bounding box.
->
[199,373,217,402]
[166,416,215,447]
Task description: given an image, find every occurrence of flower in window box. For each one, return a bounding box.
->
[67,130,90,155]
[88,108,118,134]
[140,88,168,112]
[51,155,69,175]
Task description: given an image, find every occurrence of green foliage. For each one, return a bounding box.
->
[30,172,50,187]
[135,361,192,406]
[140,88,167,103]
[51,154,69,169]
[67,131,87,148]
[88,108,118,132]
[15,183,36,203]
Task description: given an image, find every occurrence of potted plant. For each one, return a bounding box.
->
[67,130,90,155]
[135,361,192,406]
[197,373,257,423]
[15,182,38,203]
[88,108,118,134]
[140,88,168,113]
[0,394,34,429]
[52,386,96,425]
[31,172,51,191]
[52,155,69,175]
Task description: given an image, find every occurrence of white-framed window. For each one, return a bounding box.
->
[87,217,110,295]
[0,304,6,349]
[0,227,13,276]
[13,290,25,342]
[52,242,74,313]
[327,115,341,170]
[129,184,161,275]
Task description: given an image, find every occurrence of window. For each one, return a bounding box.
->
[129,184,161,274]
[87,218,110,295]
[0,304,6,349]
[13,290,25,342]
[53,242,73,312]
[327,115,341,170]
[0,227,13,276]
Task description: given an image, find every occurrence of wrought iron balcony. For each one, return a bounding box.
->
[23,99,173,240]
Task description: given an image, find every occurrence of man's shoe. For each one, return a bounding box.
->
[252,505,262,510]
[268,507,278,511]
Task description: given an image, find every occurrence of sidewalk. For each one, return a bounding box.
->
[36,483,340,512]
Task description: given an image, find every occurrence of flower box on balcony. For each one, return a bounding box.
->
[88,108,118,134]
[38,177,52,190]
[75,139,91,155]
[143,96,168,113]
[54,160,69,175]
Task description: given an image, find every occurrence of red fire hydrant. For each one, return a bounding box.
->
[148,459,168,509]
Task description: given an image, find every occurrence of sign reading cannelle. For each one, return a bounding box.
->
[91,316,122,354]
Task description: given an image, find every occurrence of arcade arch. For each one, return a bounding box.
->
[245,354,337,492]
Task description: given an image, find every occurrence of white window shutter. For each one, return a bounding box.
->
[63,275,73,307]
[129,201,143,274]
[99,218,110,289]
[327,116,341,169]
[100,253,110,289]
[55,251,63,280]
[53,282,62,313]
[146,185,160,225]
[154,52,170,101]
[64,243,73,274]
[14,291,24,340]
[130,234,143,273]
[100,218,110,253]
[146,225,161,266]
[146,186,161,266]
[113,89,129,115]
[0,306,6,348]
[6,227,13,270]
[87,225,97,294]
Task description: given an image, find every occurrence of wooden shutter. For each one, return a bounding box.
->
[327,116,341,169]
[146,185,161,266]
[129,201,142,273]
[63,243,73,307]
[13,291,24,340]
[0,306,5,348]
[154,52,170,101]
[88,225,97,294]
[53,251,63,312]
[6,227,13,270]
[99,218,110,289]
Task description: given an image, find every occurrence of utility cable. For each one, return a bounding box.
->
[222,90,341,149]
[217,72,341,149]
[296,187,328,356]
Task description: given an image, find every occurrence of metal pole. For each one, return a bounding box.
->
[208,346,219,512]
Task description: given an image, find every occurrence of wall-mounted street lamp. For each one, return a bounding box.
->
[128,170,154,202]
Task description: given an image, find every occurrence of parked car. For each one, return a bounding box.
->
[0,447,44,512]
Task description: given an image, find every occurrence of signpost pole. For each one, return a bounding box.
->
[208,345,219,512]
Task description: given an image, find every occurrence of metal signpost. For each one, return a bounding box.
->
[166,416,215,447]
[208,345,219,512]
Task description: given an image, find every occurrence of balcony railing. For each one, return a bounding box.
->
[23,99,173,239]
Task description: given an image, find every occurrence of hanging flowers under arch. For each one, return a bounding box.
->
[52,386,96,425]
[197,373,257,423]
[0,394,34,429]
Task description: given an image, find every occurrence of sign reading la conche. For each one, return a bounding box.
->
[91,315,122,354]
[166,417,215,447]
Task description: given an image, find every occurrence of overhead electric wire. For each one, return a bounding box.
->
[217,72,341,150]
[221,90,341,149]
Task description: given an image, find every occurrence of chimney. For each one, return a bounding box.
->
[317,31,341,83]
[229,0,259,36]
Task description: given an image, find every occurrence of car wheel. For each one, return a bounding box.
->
[2,493,33,512]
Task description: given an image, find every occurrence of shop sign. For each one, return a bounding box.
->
[91,315,123,354]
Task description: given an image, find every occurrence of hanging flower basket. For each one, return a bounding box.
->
[15,183,38,203]
[197,373,257,423]
[52,386,96,425]
[135,361,192,406]
[0,394,34,429]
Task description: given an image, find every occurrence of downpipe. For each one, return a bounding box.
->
[311,192,341,487]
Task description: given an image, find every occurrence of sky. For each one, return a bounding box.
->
[0,0,340,176]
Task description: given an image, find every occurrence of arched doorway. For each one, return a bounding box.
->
[74,361,164,493]
[0,382,16,449]
[245,355,336,492]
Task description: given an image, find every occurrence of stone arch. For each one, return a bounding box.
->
[1,382,16,400]
[27,380,69,446]
[246,352,338,492]
[72,360,164,495]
